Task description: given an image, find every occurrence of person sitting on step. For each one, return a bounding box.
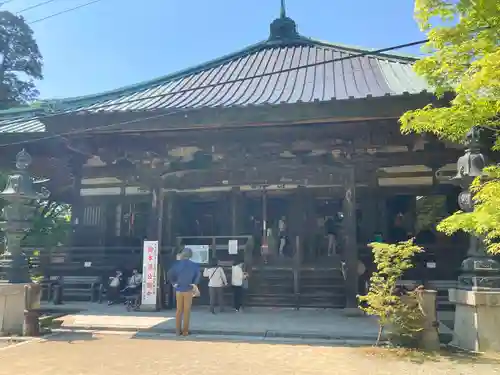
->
[107,270,125,305]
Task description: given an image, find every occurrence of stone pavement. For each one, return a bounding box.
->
[50,302,380,341]
[0,332,498,375]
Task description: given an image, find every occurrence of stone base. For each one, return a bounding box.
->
[140,303,159,312]
[0,284,28,336]
[448,288,500,352]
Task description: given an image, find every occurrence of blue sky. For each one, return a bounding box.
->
[3,0,425,99]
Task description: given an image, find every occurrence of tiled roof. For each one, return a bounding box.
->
[0,116,46,133]
[0,14,431,133]
[78,43,429,114]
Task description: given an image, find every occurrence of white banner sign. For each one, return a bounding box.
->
[141,241,159,306]
[228,240,238,255]
[189,245,210,264]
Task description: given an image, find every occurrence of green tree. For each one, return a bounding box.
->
[0,173,71,253]
[0,11,43,109]
[400,1,500,254]
[358,240,425,346]
[22,200,72,248]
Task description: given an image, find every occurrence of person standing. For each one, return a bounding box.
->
[325,216,337,256]
[167,248,200,336]
[203,259,227,314]
[231,260,248,312]
[278,216,287,256]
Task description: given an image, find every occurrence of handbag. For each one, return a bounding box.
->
[191,284,200,298]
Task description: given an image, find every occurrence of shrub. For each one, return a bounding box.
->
[358,240,425,346]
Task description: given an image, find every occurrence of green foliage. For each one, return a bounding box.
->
[438,166,500,254]
[0,172,71,251]
[401,0,499,142]
[358,240,425,346]
[415,195,448,233]
[400,1,500,254]
[22,201,72,248]
[0,11,43,109]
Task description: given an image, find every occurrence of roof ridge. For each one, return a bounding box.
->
[307,38,420,61]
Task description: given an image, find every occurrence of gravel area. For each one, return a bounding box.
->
[0,332,498,375]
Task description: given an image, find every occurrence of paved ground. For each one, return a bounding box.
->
[50,302,381,340]
[0,332,498,375]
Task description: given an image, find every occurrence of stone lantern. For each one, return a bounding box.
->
[448,127,500,352]
[451,127,500,288]
[0,149,50,335]
[0,149,50,284]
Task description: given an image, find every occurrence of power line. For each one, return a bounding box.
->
[0,37,430,148]
[17,0,58,14]
[29,0,103,25]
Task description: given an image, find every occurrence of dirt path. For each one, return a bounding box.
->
[0,332,498,375]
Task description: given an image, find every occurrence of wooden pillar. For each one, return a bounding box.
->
[343,166,359,309]
[360,190,377,243]
[147,186,164,243]
[145,186,164,311]
[230,187,241,236]
[69,158,85,248]
[289,186,307,260]
[164,191,176,247]
[377,190,388,241]
[262,189,268,238]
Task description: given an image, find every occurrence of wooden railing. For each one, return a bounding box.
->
[23,246,177,278]
[21,240,467,281]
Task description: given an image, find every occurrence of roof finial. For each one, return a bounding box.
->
[280,0,286,18]
[269,0,299,41]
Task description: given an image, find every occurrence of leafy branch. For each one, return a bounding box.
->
[358,240,425,346]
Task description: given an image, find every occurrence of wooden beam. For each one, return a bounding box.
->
[52,91,442,134]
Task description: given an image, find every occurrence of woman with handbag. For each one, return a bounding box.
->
[231,260,248,312]
[203,258,227,314]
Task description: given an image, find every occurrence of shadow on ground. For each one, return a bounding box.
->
[41,332,100,344]
[129,330,376,347]
[360,346,500,365]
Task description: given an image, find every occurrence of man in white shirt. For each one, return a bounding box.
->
[203,259,227,314]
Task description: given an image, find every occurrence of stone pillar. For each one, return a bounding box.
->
[342,166,360,313]
[449,289,500,352]
[416,288,440,351]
